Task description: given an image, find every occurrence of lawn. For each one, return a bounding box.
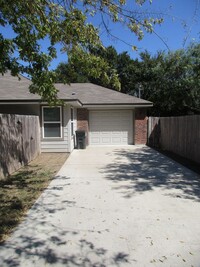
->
[0,153,69,243]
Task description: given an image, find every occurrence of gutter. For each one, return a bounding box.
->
[0,99,82,106]
[82,103,153,109]
[0,100,153,108]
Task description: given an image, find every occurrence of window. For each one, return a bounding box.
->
[42,106,62,138]
[71,107,74,136]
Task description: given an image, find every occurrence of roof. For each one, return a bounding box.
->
[0,72,35,100]
[0,72,152,107]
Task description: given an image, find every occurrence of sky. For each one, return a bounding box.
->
[1,0,200,69]
[96,0,200,54]
[53,0,200,68]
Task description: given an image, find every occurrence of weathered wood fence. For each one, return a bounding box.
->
[148,115,200,164]
[0,114,40,178]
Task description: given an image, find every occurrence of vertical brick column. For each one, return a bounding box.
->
[77,108,89,145]
[135,108,148,144]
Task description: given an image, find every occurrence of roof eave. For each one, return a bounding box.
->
[0,99,153,108]
[82,103,153,109]
[0,99,82,106]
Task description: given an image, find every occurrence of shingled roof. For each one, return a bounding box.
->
[0,72,152,106]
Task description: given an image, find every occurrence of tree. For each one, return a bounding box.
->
[0,0,163,103]
[116,51,141,94]
[135,44,200,116]
[54,46,138,92]
[88,46,141,94]
[54,42,200,116]
[55,47,121,90]
[54,45,143,96]
[54,62,89,84]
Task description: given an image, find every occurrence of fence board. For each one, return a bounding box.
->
[0,114,40,178]
[148,115,200,164]
[147,117,161,148]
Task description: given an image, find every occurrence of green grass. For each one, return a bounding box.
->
[0,153,68,243]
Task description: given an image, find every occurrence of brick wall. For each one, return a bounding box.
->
[77,108,89,145]
[135,108,148,144]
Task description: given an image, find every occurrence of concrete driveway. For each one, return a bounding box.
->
[0,146,200,267]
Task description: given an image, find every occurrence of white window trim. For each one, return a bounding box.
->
[42,106,62,139]
[71,107,75,137]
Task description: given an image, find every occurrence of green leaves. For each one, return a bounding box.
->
[30,71,62,106]
[54,42,200,116]
[55,46,121,91]
[137,45,200,116]
[0,0,102,103]
[0,0,163,103]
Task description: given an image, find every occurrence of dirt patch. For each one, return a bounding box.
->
[0,152,69,243]
[30,153,69,174]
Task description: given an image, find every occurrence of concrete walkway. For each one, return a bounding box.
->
[0,146,200,267]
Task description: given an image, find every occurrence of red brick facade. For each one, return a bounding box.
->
[135,108,148,145]
[77,108,89,145]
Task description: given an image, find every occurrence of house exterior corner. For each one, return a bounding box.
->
[135,108,148,145]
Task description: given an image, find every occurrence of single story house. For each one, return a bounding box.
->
[0,72,152,152]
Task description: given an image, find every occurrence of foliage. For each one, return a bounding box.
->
[55,43,200,116]
[55,45,137,92]
[0,0,100,103]
[55,47,121,90]
[84,45,141,94]
[0,0,163,103]
[137,44,200,116]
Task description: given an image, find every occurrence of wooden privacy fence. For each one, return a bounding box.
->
[0,114,40,178]
[148,115,200,164]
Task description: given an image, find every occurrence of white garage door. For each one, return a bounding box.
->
[89,110,133,145]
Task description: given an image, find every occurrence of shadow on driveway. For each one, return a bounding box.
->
[101,146,200,201]
[1,146,200,267]
[0,175,130,267]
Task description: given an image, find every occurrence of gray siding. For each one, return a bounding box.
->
[41,105,70,153]
[0,104,71,153]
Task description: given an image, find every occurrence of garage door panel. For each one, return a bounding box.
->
[91,137,101,144]
[89,110,133,145]
[112,137,121,143]
[121,132,128,137]
[91,132,101,136]
[102,137,112,144]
